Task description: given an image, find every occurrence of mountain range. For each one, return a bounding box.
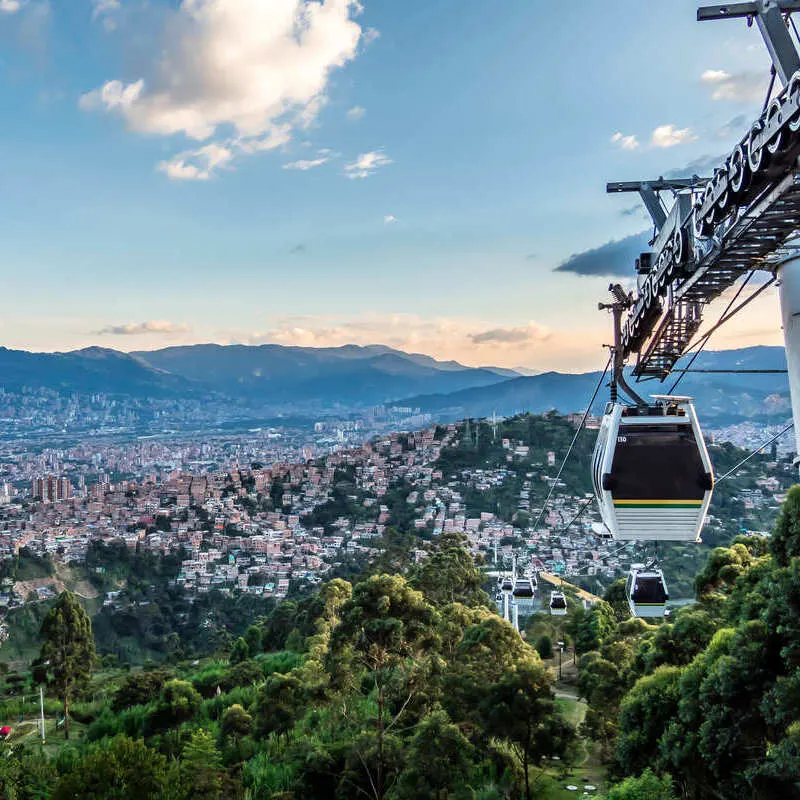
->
[0,343,789,423]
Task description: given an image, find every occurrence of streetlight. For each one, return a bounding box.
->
[556,640,565,681]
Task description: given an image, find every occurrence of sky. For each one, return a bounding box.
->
[0,0,787,371]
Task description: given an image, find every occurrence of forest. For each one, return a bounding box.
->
[0,484,798,798]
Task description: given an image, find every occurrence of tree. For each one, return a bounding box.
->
[410,534,488,608]
[536,635,553,660]
[603,579,631,623]
[181,728,222,800]
[53,736,172,800]
[38,591,96,740]
[601,769,676,800]
[615,666,683,778]
[769,484,800,566]
[229,636,249,664]
[112,670,171,712]
[244,624,263,655]
[221,703,253,740]
[255,672,306,737]
[640,607,717,672]
[481,661,574,800]
[392,708,475,799]
[574,601,616,655]
[444,612,534,730]
[150,679,201,730]
[330,574,439,799]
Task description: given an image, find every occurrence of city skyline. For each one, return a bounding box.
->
[0,0,785,369]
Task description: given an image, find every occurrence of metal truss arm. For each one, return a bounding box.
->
[606,179,704,230]
[698,1,800,84]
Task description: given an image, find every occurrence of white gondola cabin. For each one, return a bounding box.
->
[512,578,534,599]
[592,396,714,542]
[549,591,567,616]
[626,564,669,618]
[501,576,513,593]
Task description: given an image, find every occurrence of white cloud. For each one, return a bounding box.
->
[651,124,697,148]
[91,0,121,30]
[701,68,766,102]
[80,0,365,177]
[383,214,397,224]
[610,131,640,151]
[79,79,143,112]
[91,0,119,17]
[344,150,391,179]
[158,142,235,181]
[0,0,24,13]
[702,69,730,84]
[470,323,550,345]
[96,320,190,335]
[362,26,379,45]
[283,156,328,170]
[346,105,365,120]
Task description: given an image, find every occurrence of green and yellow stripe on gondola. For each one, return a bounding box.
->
[613,499,703,509]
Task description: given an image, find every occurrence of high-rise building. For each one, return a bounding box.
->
[30,475,72,503]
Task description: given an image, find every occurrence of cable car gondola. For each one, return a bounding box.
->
[626,564,669,618]
[512,578,534,599]
[592,395,714,542]
[501,576,513,592]
[549,591,567,616]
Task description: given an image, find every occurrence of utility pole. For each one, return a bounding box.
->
[599,284,647,406]
[39,684,45,744]
[557,640,565,681]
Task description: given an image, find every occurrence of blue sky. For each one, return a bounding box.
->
[0,0,784,369]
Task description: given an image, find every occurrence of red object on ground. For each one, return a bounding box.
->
[0,726,12,736]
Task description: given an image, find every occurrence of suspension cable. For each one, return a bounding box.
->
[559,496,594,534]
[681,274,775,359]
[716,422,795,483]
[531,355,611,531]
[667,271,777,394]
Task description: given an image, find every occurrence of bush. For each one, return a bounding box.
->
[148,680,202,731]
[112,670,172,712]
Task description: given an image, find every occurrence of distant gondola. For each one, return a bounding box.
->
[592,396,714,542]
[549,591,567,616]
[501,576,513,592]
[512,578,534,599]
[626,564,669,618]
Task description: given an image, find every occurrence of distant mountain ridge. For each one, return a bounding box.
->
[0,346,196,397]
[0,343,789,422]
[133,343,513,405]
[396,346,790,423]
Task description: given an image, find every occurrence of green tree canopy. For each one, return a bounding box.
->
[53,736,171,800]
[38,590,96,739]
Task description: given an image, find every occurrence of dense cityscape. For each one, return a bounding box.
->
[0,409,793,651]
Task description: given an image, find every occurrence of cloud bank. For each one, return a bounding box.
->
[97,320,190,336]
[555,231,650,277]
[81,0,366,178]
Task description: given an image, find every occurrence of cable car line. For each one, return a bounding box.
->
[558,497,595,534]
[530,355,612,532]
[716,422,795,482]
[587,5,800,618]
[669,369,788,374]
[667,270,756,394]
[666,273,776,395]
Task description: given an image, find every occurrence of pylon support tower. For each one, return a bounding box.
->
[778,257,800,463]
